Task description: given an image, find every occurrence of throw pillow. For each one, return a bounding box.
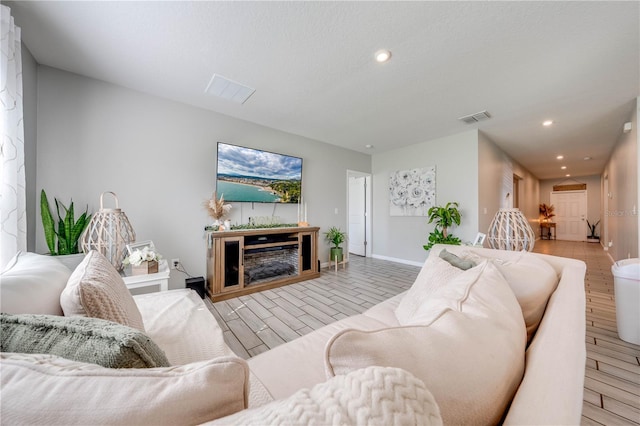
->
[1,352,249,425]
[1,313,169,368]
[326,261,526,425]
[0,251,71,315]
[60,250,145,331]
[456,249,559,342]
[395,255,463,325]
[209,366,442,426]
[492,252,559,342]
[439,248,476,270]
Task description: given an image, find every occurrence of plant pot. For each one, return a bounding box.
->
[51,253,86,271]
[132,260,159,275]
[330,247,343,262]
[587,236,600,243]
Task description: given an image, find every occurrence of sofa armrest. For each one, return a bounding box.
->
[504,260,587,425]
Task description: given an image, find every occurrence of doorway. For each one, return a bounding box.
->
[347,171,371,257]
[550,190,588,241]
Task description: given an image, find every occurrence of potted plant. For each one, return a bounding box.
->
[40,189,91,269]
[587,219,600,243]
[324,226,346,261]
[539,203,555,222]
[423,201,462,251]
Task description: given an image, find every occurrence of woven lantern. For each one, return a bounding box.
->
[81,192,136,271]
[487,208,536,252]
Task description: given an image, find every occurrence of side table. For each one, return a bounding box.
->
[540,222,557,240]
[122,259,170,292]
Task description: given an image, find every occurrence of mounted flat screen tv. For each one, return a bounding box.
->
[216,142,302,204]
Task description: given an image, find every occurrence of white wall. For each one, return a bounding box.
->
[371,130,479,265]
[602,97,639,260]
[35,66,371,289]
[478,133,539,241]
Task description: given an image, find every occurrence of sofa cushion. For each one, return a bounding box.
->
[1,352,249,425]
[493,252,559,342]
[0,313,169,368]
[209,366,442,426]
[325,261,526,425]
[133,289,236,365]
[456,249,559,342]
[0,251,71,315]
[60,250,145,331]
[394,255,463,324]
[247,313,391,401]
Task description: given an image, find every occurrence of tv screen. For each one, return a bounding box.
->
[216,142,302,204]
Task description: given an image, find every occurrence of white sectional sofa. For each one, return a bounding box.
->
[1,244,587,425]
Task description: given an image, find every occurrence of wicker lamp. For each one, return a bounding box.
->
[81,192,136,271]
[487,195,535,252]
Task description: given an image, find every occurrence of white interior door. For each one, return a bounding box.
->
[347,172,371,257]
[550,191,587,241]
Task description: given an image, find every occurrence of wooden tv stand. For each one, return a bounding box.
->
[206,227,320,302]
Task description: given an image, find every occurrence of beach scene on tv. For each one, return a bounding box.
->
[216,143,302,204]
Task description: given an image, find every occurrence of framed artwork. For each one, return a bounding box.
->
[473,233,486,246]
[389,166,436,216]
[126,240,155,255]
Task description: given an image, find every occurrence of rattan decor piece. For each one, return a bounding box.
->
[487,208,535,252]
[81,192,136,272]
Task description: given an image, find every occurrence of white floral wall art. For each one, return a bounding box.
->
[389,167,436,216]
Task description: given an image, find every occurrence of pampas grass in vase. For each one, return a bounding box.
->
[204,192,232,228]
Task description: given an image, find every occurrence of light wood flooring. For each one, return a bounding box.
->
[205,241,640,425]
[533,240,640,426]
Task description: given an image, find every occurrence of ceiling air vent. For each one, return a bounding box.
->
[458,110,492,124]
[205,74,255,104]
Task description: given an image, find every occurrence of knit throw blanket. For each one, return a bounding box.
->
[210,366,443,425]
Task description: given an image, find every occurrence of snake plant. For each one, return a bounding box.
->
[41,189,91,255]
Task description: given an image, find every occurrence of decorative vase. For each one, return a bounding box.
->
[487,208,536,252]
[131,260,158,275]
[224,220,231,230]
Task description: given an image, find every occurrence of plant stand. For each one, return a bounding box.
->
[329,253,347,272]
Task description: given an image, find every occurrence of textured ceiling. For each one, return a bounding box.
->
[6,1,639,179]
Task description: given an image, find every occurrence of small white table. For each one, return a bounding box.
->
[122,259,170,293]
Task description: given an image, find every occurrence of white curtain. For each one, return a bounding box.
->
[0,5,26,269]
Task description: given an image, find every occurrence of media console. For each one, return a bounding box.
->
[206,227,320,302]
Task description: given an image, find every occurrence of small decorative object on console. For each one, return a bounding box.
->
[124,241,161,275]
[203,192,232,228]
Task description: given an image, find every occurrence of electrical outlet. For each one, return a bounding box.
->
[171,258,180,269]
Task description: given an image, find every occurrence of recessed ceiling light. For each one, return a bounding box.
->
[556,155,564,160]
[374,49,392,63]
[566,174,571,177]
[365,144,374,149]
[561,166,567,170]
[543,120,554,126]
[583,156,592,161]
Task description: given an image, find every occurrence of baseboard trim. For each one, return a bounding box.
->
[371,254,424,267]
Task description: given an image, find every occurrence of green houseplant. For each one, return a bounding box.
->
[41,189,91,255]
[423,201,462,251]
[324,226,346,261]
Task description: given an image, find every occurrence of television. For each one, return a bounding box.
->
[216,142,303,204]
